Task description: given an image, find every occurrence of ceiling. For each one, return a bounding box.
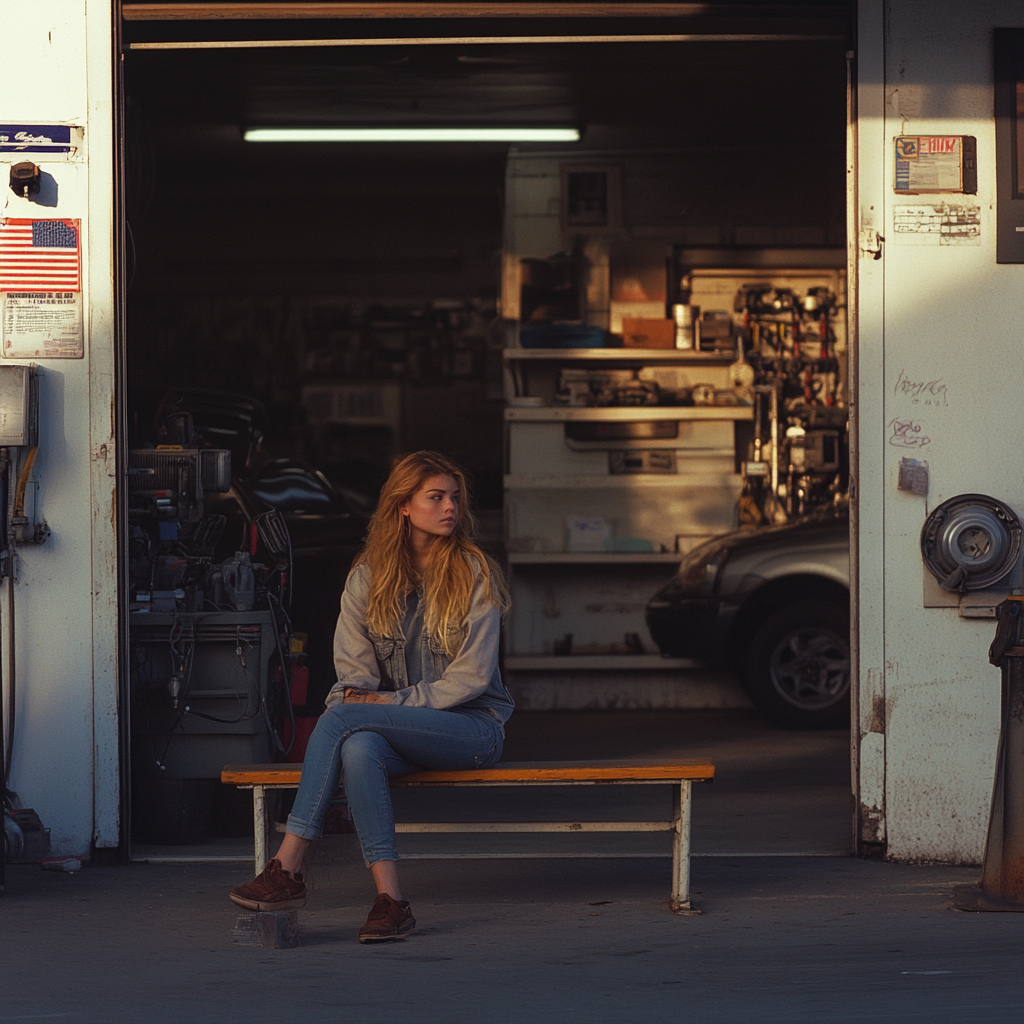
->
[122,5,849,267]
[125,37,847,147]
[122,0,850,147]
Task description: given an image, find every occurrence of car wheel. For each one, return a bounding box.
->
[742,600,850,729]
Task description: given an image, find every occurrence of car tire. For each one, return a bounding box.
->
[741,600,851,729]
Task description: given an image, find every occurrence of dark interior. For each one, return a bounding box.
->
[123,34,848,498]
[122,26,848,832]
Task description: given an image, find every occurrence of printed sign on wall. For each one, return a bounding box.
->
[894,136,977,194]
[0,219,84,359]
[892,202,982,246]
[0,124,83,158]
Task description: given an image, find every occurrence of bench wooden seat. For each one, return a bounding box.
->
[223,759,715,914]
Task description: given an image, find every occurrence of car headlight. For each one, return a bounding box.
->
[657,544,730,600]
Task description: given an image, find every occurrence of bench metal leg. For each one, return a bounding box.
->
[245,777,704,915]
[253,785,269,875]
[671,781,700,914]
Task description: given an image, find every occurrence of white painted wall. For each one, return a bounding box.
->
[856,0,1024,863]
[3,0,1017,866]
[0,1,118,857]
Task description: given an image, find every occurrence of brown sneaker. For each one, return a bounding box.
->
[229,859,306,912]
[357,892,416,943]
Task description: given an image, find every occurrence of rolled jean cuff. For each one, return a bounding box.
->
[361,844,399,866]
[284,813,324,842]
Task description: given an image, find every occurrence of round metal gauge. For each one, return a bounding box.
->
[920,493,1021,592]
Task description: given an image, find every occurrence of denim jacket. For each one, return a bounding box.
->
[324,560,514,724]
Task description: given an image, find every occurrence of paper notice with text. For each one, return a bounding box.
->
[2,291,84,359]
[0,217,84,358]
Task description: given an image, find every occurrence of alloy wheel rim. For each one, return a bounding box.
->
[769,628,850,710]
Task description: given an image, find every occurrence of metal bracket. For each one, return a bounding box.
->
[11,516,49,545]
[859,227,884,259]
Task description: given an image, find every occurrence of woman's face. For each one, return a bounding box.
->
[401,473,460,542]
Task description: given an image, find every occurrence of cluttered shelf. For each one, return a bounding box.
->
[507,552,686,565]
[505,473,741,489]
[505,405,752,421]
[503,348,734,362]
[503,655,699,671]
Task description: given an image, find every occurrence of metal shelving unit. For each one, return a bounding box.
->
[506,405,752,421]
[504,655,700,671]
[502,346,744,674]
[503,348,735,361]
[505,472,741,489]
[507,552,689,565]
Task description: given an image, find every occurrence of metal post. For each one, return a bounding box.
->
[978,658,1024,904]
[955,599,1024,911]
[253,785,268,874]
[670,781,699,914]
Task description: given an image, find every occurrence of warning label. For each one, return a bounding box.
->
[1,291,84,359]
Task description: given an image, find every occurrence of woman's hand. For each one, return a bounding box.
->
[342,687,390,705]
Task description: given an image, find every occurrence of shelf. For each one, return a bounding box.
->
[504,348,735,362]
[505,473,741,489]
[505,406,752,422]
[504,655,699,671]
[507,552,686,565]
[185,690,250,699]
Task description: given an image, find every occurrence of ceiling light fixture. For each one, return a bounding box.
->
[243,126,581,143]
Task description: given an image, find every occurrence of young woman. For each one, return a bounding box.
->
[229,451,512,942]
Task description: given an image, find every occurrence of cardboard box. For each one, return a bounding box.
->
[609,300,664,333]
[621,317,675,349]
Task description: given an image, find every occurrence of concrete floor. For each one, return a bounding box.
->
[2,857,1020,1023]
[134,709,855,862]
[4,710,1022,1023]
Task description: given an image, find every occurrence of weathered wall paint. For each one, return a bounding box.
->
[0,1,118,856]
[854,1,889,853]
[5,0,1020,866]
[858,0,1024,863]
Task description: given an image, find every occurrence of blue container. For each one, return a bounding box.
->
[519,324,614,349]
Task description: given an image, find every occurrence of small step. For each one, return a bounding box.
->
[232,910,299,948]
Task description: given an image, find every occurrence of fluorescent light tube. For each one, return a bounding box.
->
[243,127,580,143]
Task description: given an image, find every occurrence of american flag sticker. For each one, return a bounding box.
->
[0,219,82,292]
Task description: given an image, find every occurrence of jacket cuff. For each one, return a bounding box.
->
[325,683,397,708]
[324,682,347,708]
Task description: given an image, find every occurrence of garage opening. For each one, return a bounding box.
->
[120,4,853,859]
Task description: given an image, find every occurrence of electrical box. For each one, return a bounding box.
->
[0,365,38,447]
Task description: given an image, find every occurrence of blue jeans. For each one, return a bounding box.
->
[285,703,504,865]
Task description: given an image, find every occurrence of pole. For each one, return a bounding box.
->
[954,598,1024,911]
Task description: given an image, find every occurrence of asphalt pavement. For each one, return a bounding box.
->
[2,710,1021,1023]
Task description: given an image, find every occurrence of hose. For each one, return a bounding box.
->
[0,449,13,793]
[12,446,37,518]
[266,593,295,757]
[6,447,35,784]
[0,449,8,553]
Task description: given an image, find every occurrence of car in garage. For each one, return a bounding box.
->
[645,503,850,729]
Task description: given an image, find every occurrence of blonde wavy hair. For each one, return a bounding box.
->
[353,451,510,655]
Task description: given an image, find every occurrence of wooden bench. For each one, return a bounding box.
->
[222,760,715,914]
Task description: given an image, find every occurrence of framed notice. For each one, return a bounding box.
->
[1,292,84,359]
[894,136,977,194]
[560,163,622,233]
[0,218,84,359]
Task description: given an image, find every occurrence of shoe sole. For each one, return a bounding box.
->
[229,892,307,912]
[358,919,416,943]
